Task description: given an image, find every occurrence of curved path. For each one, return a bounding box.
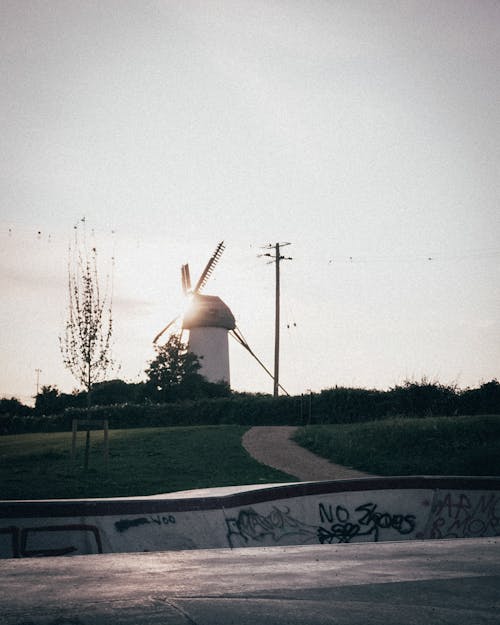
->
[242,426,372,481]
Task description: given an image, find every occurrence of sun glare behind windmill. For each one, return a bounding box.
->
[154,241,236,385]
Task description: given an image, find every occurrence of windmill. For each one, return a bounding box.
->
[153,241,289,394]
[153,242,236,385]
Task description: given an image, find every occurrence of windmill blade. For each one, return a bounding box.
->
[193,241,225,294]
[153,315,180,344]
[181,264,192,295]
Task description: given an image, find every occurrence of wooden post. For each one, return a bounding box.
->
[84,429,90,471]
[103,419,109,470]
[71,419,77,461]
[71,419,109,470]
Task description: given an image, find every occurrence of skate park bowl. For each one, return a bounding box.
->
[1,476,499,624]
[1,476,499,558]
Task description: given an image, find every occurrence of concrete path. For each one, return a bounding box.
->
[2,538,498,624]
[242,426,372,481]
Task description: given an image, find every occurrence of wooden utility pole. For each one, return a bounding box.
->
[274,243,280,398]
[261,242,292,397]
[35,368,42,396]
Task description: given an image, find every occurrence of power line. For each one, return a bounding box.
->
[327,248,500,265]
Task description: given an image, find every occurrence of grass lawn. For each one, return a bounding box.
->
[0,425,295,500]
[293,415,500,476]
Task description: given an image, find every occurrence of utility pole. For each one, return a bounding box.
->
[260,242,292,397]
[35,368,42,396]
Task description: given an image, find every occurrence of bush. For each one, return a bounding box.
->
[388,379,458,417]
[312,387,388,423]
[0,413,66,435]
[458,380,500,415]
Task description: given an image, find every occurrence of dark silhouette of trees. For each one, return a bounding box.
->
[145,336,232,402]
[34,385,61,415]
[91,379,147,405]
[0,397,30,416]
[34,385,85,415]
[145,335,205,402]
[458,379,500,414]
[389,378,457,417]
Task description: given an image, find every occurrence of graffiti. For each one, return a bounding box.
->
[317,503,416,544]
[430,492,500,539]
[2,484,498,558]
[226,502,416,548]
[0,524,102,558]
[226,506,317,548]
[115,517,149,533]
[150,514,176,526]
[114,514,176,533]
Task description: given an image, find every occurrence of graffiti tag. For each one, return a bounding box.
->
[317,502,416,544]
[114,514,176,533]
[226,506,317,548]
[430,492,500,539]
[0,524,102,558]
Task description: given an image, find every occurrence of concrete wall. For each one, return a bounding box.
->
[1,477,499,558]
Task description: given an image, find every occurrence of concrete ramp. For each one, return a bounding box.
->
[1,476,499,558]
[2,539,499,625]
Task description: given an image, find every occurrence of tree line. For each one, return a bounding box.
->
[1,377,499,422]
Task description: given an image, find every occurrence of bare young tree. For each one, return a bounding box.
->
[60,222,114,468]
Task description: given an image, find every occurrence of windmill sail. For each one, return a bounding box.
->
[193,241,225,294]
[153,314,180,344]
[181,264,192,295]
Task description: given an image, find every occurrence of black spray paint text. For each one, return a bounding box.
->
[318,502,416,543]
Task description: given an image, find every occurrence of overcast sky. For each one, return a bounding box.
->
[1,0,499,403]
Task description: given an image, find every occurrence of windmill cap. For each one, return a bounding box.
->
[183,294,236,330]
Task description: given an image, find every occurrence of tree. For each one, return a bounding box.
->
[91,379,146,405]
[0,397,31,416]
[35,385,61,415]
[59,222,114,467]
[145,335,204,402]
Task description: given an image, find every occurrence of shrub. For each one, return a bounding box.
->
[388,379,458,417]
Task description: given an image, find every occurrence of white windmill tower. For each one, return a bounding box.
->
[153,242,236,385]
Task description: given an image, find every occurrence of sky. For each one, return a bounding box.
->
[1,0,499,404]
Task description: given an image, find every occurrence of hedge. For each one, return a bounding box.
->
[1,380,499,435]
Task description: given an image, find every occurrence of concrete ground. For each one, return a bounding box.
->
[242,426,372,480]
[1,537,499,624]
